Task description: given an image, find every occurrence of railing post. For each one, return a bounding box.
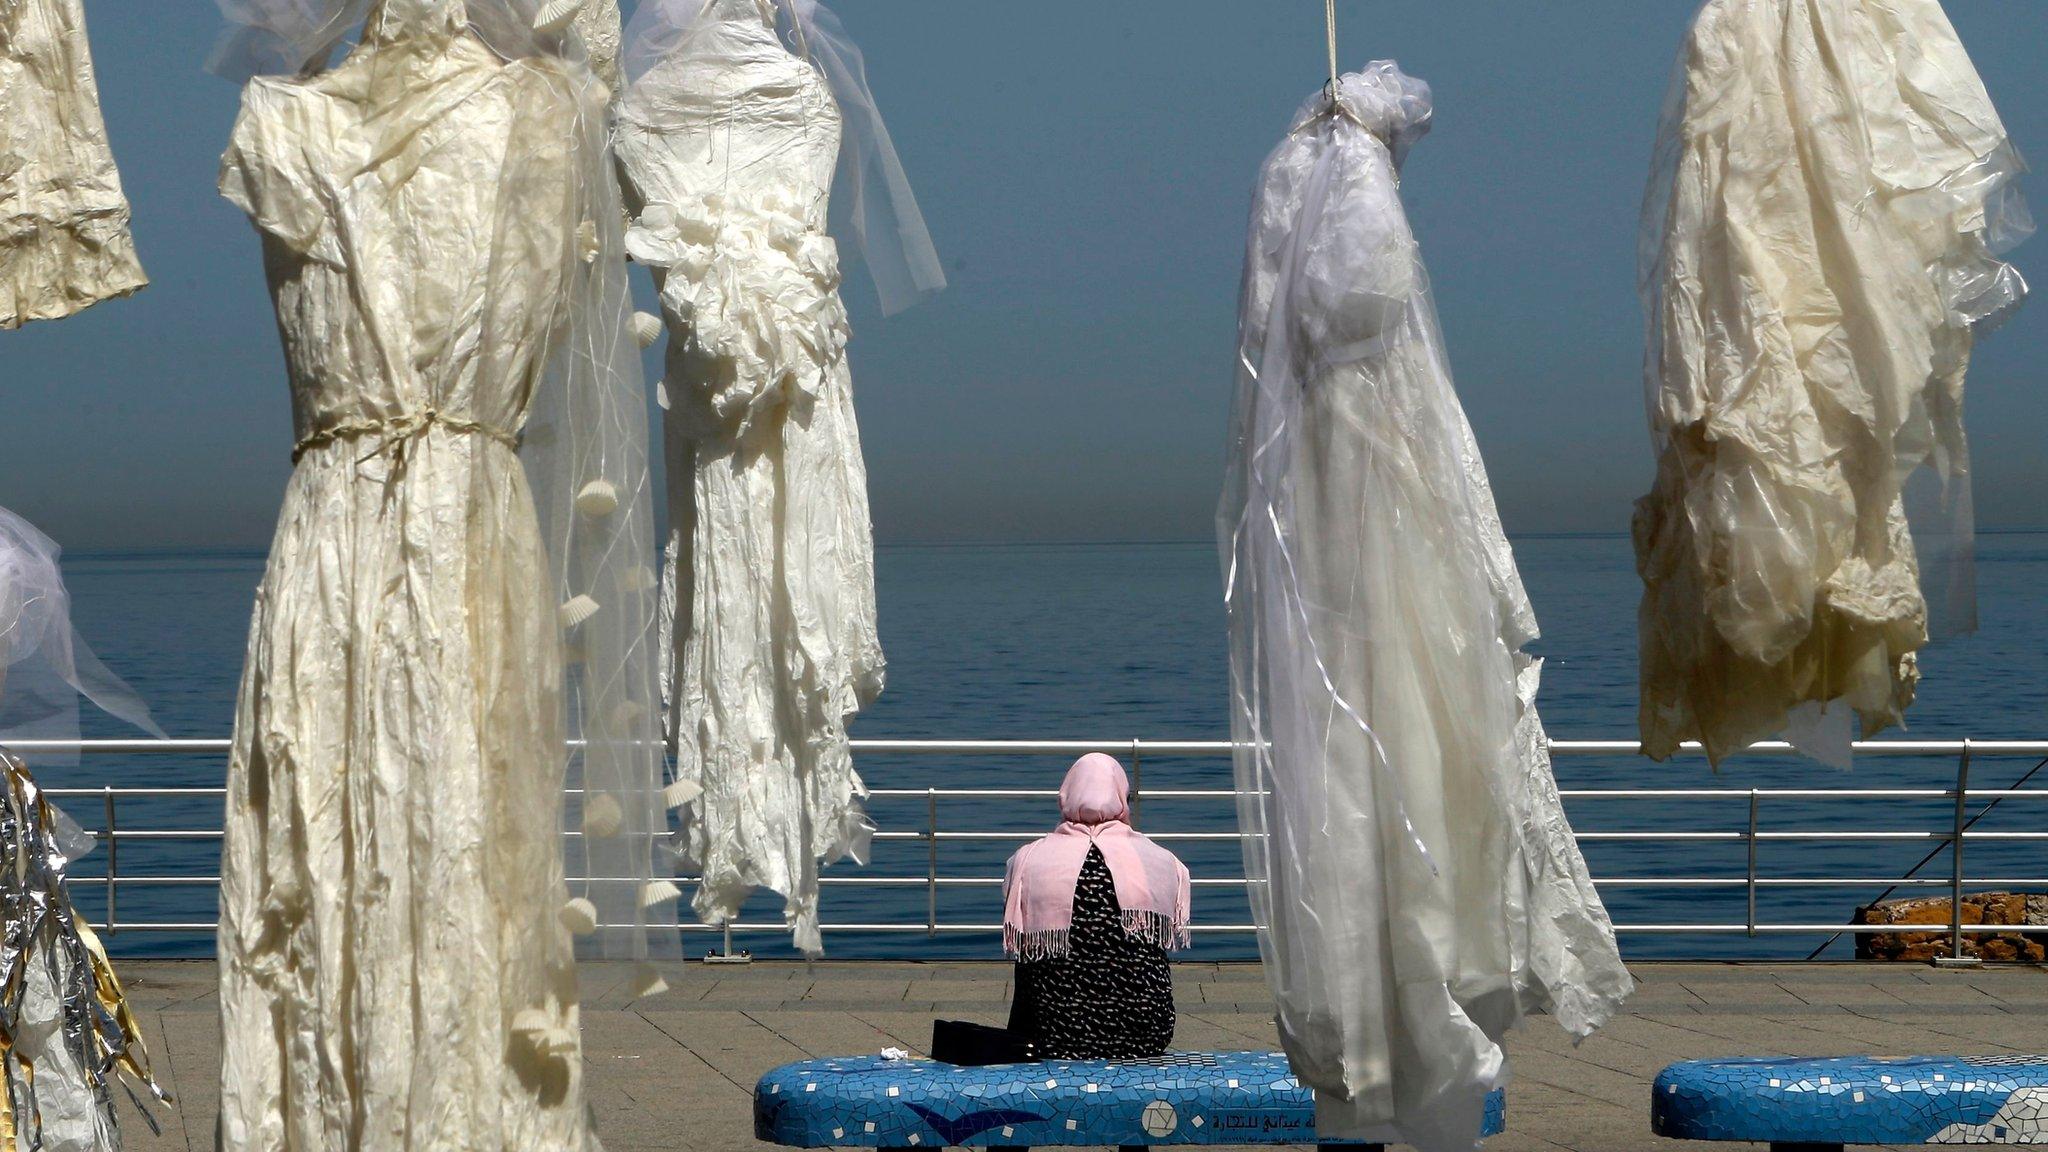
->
[926,787,938,938]
[702,919,751,964]
[1745,790,1759,938]
[1129,740,1142,830]
[1936,741,1980,968]
[103,788,118,937]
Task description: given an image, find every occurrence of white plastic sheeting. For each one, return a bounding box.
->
[1220,62,1631,1151]
[1635,0,2031,767]
[212,0,675,1145]
[0,505,161,752]
[0,0,146,327]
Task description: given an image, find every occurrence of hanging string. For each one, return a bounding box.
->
[1315,0,1365,133]
[1324,0,1340,97]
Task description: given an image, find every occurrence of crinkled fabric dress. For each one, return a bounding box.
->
[214,23,598,1151]
[617,0,879,957]
[0,0,145,327]
[1635,0,2030,766]
[1221,63,1631,1151]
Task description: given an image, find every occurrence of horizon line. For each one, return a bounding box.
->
[62,524,2048,561]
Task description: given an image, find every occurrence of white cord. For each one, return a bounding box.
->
[1325,0,1340,94]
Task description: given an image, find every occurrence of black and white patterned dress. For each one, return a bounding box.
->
[1007,845,1175,1059]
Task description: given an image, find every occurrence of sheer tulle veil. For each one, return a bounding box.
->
[0,505,165,759]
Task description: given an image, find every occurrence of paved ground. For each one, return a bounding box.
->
[107,960,2047,1151]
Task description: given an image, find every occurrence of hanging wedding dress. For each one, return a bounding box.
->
[0,0,146,327]
[1635,0,2030,766]
[617,0,942,956]
[1220,62,1631,1152]
[211,0,675,1146]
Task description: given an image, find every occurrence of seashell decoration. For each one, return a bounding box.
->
[582,792,624,839]
[575,478,619,517]
[512,1008,578,1057]
[633,311,663,349]
[608,699,646,730]
[533,0,583,35]
[632,963,669,999]
[640,879,683,910]
[559,593,601,629]
[560,896,600,937]
[664,778,702,809]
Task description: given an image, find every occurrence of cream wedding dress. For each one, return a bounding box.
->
[1635,0,2030,765]
[214,8,604,1148]
[0,0,145,327]
[617,0,880,957]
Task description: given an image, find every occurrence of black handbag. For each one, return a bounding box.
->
[930,1019,1037,1066]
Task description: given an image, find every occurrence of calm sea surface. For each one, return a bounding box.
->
[52,535,2048,961]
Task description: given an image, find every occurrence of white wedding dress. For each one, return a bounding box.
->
[1635,0,2030,765]
[214,9,604,1148]
[1221,62,1631,1151]
[0,0,145,327]
[618,0,880,956]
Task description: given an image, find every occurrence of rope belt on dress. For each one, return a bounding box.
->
[290,407,522,464]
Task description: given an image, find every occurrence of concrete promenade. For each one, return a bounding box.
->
[108,960,2047,1151]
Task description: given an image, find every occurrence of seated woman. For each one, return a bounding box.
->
[1002,753,1192,1059]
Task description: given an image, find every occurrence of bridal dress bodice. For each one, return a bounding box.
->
[0,0,145,326]
[223,36,573,453]
[215,23,598,1151]
[620,0,845,440]
[1222,63,1629,1151]
[618,0,881,957]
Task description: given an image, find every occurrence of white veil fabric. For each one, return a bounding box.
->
[1635,0,2031,767]
[622,0,945,315]
[1220,62,1631,1151]
[210,0,680,975]
[0,505,164,758]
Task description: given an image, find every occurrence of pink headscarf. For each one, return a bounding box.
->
[1002,754,1192,961]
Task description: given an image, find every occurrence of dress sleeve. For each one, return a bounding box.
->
[218,82,332,259]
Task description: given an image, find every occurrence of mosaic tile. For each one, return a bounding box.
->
[754,1051,1507,1147]
[1652,1055,2048,1146]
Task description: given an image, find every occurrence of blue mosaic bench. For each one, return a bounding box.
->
[754,1051,1507,1149]
[1654,1056,2048,1150]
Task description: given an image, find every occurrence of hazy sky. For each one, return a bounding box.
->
[3,1,2044,551]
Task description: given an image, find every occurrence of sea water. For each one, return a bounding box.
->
[52,534,2048,960]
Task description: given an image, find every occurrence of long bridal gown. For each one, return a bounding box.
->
[215,18,599,1150]
[1221,63,1630,1151]
[617,0,880,956]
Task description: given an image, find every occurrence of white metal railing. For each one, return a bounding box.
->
[11,737,2048,958]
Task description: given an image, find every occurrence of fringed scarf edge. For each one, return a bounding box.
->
[1005,911,1191,962]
